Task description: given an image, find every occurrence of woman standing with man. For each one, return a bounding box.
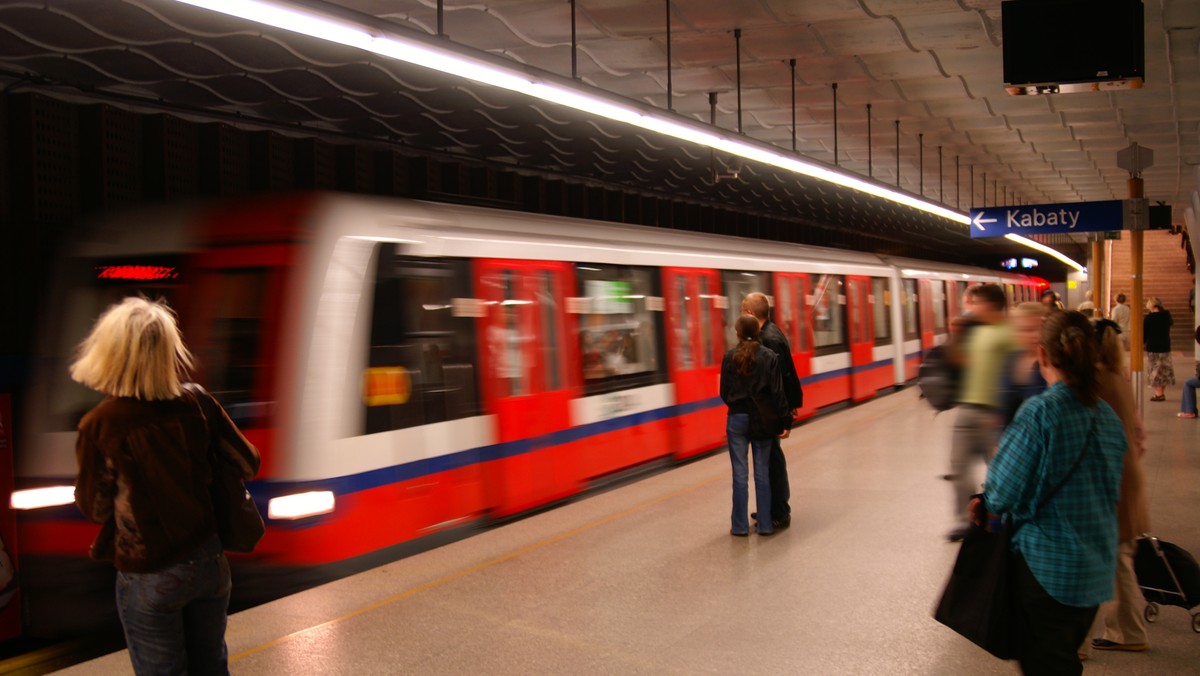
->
[719,315,791,537]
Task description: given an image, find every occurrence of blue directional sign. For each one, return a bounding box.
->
[969,199,1125,238]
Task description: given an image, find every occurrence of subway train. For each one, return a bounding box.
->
[10,192,1042,637]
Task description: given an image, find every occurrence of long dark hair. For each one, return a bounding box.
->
[733,315,761,375]
[1042,311,1099,406]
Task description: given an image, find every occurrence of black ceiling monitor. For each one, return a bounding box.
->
[1002,0,1144,95]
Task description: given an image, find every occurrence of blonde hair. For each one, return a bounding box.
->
[1011,302,1048,320]
[70,297,193,400]
[1095,322,1124,375]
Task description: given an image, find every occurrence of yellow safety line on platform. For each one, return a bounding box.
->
[231,393,915,662]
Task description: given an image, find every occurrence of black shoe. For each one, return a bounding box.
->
[946,527,969,543]
[730,530,749,537]
[772,516,791,530]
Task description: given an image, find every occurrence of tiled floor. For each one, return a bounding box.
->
[63,373,1200,674]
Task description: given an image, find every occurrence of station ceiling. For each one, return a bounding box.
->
[1,1,1197,270]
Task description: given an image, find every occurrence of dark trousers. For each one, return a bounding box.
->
[1014,554,1097,676]
[768,437,790,519]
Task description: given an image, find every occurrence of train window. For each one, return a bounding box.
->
[538,270,561,392]
[793,277,810,352]
[699,276,714,367]
[932,282,947,331]
[45,255,184,430]
[577,265,664,393]
[205,270,268,418]
[946,281,962,318]
[673,275,693,370]
[812,274,846,352]
[364,247,481,435]
[872,278,891,344]
[847,279,863,344]
[902,279,918,339]
[721,271,769,351]
[774,276,796,349]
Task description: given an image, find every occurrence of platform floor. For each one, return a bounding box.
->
[64,375,1199,675]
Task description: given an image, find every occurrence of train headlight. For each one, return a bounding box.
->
[10,486,76,510]
[267,491,335,520]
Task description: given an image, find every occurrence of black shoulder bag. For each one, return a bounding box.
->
[934,413,1095,659]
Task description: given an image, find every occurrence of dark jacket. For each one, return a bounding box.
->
[75,390,260,573]
[1143,310,1172,353]
[759,320,803,409]
[720,344,792,438]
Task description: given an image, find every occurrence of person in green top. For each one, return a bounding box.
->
[946,283,1016,542]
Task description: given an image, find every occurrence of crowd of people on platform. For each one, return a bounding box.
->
[944,282,1197,674]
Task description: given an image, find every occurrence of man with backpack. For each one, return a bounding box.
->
[945,283,1015,542]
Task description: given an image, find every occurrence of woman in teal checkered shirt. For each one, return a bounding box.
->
[978,311,1127,675]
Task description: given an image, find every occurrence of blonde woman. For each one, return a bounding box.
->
[999,302,1049,426]
[1084,319,1151,655]
[72,297,259,675]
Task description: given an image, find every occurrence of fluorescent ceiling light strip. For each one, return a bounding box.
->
[1004,234,1085,272]
[175,0,1082,264]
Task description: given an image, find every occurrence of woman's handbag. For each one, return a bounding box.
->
[934,413,1096,659]
[185,384,265,553]
[933,518,1019,658]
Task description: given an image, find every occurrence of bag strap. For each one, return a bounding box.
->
[1032,410,1097,515]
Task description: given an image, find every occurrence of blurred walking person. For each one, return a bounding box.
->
[1085,319,1151,655]
[947,284,1014,542]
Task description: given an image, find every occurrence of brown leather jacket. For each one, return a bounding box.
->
[75,390,260,573]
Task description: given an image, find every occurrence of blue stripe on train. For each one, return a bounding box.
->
[261,395,728,499]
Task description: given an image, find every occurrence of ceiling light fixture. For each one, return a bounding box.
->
[173,0,1084,269]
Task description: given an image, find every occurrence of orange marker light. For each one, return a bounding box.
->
[364,367,412,406]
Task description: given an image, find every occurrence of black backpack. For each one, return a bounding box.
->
[918,344,960,412]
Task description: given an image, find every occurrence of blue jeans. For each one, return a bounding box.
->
[727,413,773,534]
[1182,377,1200,415]
[116,535,232,675]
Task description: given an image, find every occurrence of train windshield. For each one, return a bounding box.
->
[42,256,185,431]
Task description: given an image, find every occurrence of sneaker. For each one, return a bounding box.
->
[1092,639,1148,652]
[1178,412,1197,418]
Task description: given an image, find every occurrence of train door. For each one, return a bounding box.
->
[846,276,876,402]
[663,267,724,459]
[475,259,579,515]
[773,273,815,419]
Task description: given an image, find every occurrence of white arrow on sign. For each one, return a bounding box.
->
[972,211,997,231]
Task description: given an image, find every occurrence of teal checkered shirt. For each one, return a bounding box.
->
[985,381,1127,607]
